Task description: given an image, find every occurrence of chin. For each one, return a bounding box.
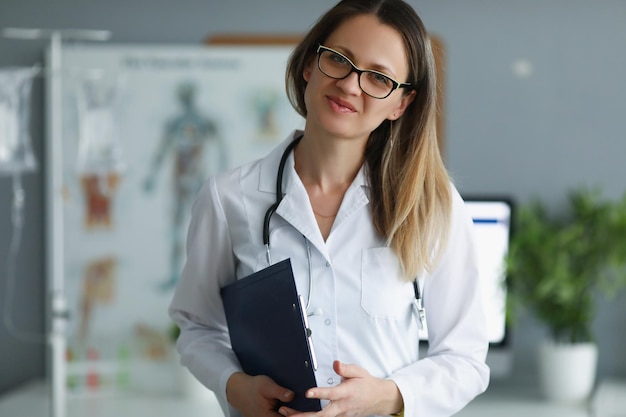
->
[321,125,357,140]
[316,114,360,138]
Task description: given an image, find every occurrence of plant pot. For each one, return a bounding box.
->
[538,341,598,404]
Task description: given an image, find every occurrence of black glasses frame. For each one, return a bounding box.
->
[316,44,412,99]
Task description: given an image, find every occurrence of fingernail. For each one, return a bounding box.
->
[284,390,293,399]
[306,389,314,398]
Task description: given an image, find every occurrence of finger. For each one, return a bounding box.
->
[306,385,347,402]
[278,405,324,417]
[277,405,296,416]
[258,378,295,402]
[280,389,295,402]
[333,360,369,379]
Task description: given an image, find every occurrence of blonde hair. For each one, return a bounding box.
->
[286,0,452,280]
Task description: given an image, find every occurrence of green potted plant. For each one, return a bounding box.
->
[505,187,626,403]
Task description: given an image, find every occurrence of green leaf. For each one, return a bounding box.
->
[505,186,626,342]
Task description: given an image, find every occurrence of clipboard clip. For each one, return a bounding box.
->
[298,295,318,371]
[412,279,426,331]
[414,298,426,331]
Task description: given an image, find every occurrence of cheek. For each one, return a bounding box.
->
[302,72,325,110]
[302,79,318,115]
[365,100,398,121]
[303,84,312,112]
[381,96,407,119]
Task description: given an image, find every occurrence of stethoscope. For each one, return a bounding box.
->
[261,134,426,329]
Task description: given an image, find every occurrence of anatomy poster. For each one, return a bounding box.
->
[47,44,304,394]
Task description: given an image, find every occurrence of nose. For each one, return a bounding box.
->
[335,70,361,96]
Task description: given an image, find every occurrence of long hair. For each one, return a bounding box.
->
[286,0,452,281]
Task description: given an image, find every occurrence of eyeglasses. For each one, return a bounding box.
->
[316,44,412,99]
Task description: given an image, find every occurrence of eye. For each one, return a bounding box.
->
[330,51,349,65]
[367,71,393,87]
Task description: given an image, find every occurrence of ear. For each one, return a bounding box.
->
[303,60,314,82]
[388,90,416,121]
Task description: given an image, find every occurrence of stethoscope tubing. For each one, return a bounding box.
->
[263,135,303,265]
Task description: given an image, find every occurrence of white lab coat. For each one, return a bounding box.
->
[169,130,490,417]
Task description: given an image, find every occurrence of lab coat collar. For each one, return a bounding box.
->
[259,130,370,257]
[258,130,369,193]
[277,167,370,257]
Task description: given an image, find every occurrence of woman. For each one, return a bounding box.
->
[169,0,489,416]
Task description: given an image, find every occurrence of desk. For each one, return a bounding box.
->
[0,379,224,417]
[0,379,596,417]
[456,385,588,417]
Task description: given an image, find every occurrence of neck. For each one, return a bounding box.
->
[294,132,365,193]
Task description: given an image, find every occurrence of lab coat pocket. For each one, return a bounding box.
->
[360,247,414,320]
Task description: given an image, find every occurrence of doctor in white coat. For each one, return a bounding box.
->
[169,1,490,416]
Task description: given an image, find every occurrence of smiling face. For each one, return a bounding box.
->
[303,14,415,143]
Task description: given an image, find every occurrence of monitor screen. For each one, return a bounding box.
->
[465,197,512,345]
[419,197,513,346]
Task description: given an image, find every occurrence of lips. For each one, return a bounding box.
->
[326,95,357,113]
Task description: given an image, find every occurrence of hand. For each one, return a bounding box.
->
[278,361,403,417]
[226,372,295,417]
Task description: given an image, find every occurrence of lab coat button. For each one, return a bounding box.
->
[327,377,334,384]
[325,261,331,267]
[324,319,331,326]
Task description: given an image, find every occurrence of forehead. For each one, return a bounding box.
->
[324,14,409,77]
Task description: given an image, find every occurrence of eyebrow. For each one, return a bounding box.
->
[331,45,398,78]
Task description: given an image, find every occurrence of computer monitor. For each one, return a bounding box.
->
[420,196,514,378]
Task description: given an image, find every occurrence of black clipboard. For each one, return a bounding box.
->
[220,258,321,412]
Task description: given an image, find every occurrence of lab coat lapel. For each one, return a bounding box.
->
[331,166,369,233]
[257,130,328,257]
[276,164,370,259]
[276,173,329,260]
[260,130,370,259]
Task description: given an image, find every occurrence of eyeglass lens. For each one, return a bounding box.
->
[318,49,396,99]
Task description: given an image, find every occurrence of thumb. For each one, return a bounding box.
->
[333,360,369,379]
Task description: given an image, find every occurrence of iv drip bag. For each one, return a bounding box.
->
[0,67,38,175]
[76,73,125,175]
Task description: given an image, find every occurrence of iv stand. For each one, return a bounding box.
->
[2,28,111,417]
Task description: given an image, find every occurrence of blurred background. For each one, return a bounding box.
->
[1,0,625,410]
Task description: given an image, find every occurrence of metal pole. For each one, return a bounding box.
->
[3,27,111,417]
[47,30,67,417]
